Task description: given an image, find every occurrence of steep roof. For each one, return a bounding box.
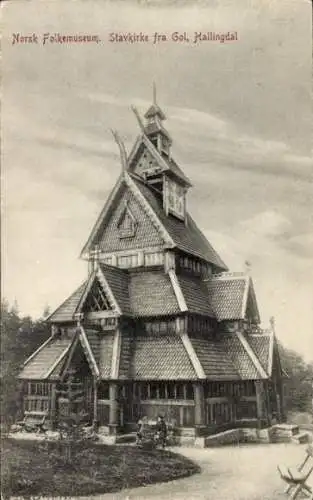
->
[129,270,180,317]
[48,282,87,323]
[131,175,227,270]
[177,274,215,317]
[222,332,268,379]
[99,264,131,315]
[205,273,260,321]
[190,337,240,380]
[248,333,272,375]
[123,335,197,380]
[18,337,73,380]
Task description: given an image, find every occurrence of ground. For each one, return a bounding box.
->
[2,437,312,499]
[1,438,199,498]
[87,443,311,500]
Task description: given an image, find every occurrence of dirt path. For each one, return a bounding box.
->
[78,442,307,500]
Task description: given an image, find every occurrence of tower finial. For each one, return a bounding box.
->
[153,81,157,105]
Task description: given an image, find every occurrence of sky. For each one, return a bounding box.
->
[2,0,313,360]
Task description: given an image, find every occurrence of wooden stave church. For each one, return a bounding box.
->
[18,95,285,438]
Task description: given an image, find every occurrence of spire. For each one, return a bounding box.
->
[143,84,172,153]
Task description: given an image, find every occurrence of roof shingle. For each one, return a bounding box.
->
[126,335,197,380]
[248,334,271,375]
[48,282,87,323]
[190,337,240,380]
[222,333,261,379]
[100,264,131,315]
[206,276,247,320]
[177,273,215,316]
[129,271,180,317]
[131,175,227,270]
[18,337,72,380]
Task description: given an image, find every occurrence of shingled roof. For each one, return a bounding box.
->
[131,175,227,270]
[205,274,249,321]
[129,270,180,317]
[190,337,240,380]
[48,282,87,323]
[222,332,268,379]
[248,333,272,375]
[100,264,131,315]
[19,337,73,380]
[177,274,215,317]
[124,335,197,380]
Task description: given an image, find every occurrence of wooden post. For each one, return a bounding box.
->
[50,383,57,429]
[255,381,264,427]
[109,382,119,434]
[193,382,205,435]
[93,378,98,429]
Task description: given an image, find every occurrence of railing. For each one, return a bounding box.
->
[23,395,50,413]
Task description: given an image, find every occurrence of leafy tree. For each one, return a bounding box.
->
[278,342,313,415]
[0,300,51,424]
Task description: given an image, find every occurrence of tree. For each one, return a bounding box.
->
[0,300,51,424]
[278,342,313,414]
[53,371,92,465]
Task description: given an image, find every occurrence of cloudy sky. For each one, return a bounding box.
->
[2,0,312,360]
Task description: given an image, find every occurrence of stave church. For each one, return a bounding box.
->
[19,91,285,442]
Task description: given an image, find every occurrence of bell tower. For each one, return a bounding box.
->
[143,83,172,156]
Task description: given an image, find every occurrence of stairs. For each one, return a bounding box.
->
[271,424,310,444]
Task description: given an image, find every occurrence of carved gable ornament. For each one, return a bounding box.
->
[117,201,138,239]
[82,278,112,313]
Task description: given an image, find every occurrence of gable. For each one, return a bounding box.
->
[95,184,163,252]
[245,280,260,324]
[132,145,163,178]
[82,277,113,313]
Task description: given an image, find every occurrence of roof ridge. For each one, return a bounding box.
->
[79,326,100,379]
[180,333,206,379]
[44,339,74,379]
[21,335,54,367]
[236,331,268,379]
[47,280,87,322]
[209,272,247,281]
[186,214,228,270]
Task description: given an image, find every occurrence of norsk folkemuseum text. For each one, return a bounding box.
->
[11,31,238,46]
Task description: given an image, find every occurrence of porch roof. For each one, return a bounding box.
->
[18,337,73,380]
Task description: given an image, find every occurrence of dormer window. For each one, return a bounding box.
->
[117,202,137,238]
[164,177,185,220]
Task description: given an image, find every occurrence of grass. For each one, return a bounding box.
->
[1,438,200,497]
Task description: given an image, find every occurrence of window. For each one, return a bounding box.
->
[98,382,109,400]
[165,179,185,219]
[150,383,158,399]
[144,252,164,266]
[29,383,51,396]
[117,254,138,268]
[117,203,137,239]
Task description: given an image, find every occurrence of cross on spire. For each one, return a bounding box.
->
[153,81,157,105]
